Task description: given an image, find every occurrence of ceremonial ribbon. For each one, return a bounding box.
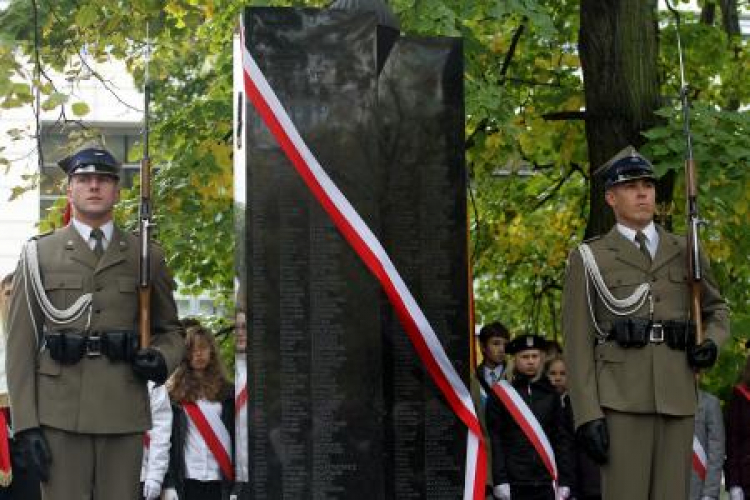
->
[692,435,707,481]
[0,409,11,487]
[183,401,234,481]
[491,380,558,484]
[239,18,486,500]
[736,384,750,402]
[235,385,248,417]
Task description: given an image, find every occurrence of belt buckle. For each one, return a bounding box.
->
[649,323,664,344]
[86,336,102,357]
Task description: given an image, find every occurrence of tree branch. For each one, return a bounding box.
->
[499,19,526,81]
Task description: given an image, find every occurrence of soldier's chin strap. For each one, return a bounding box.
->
[578,244,652,339]
[21,240,93,348]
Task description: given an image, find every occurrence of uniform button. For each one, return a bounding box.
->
[95,286,103,292]
[654,297,661,303]
[651,276,657,282]
[95,309,102,314]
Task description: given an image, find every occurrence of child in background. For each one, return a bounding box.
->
[487,335,574,500]
[164,325,235,500]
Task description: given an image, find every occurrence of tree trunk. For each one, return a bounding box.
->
[579,0,662,238]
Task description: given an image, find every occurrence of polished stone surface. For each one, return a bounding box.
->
[236,7,466,499]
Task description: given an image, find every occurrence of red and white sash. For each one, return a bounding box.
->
[736,384,750,402]
[692,435,707,481]
[491,380,558,483]
[239,17,486,500]
[183,401,234,480]
[235,385,248,416]
[0,409,11,486]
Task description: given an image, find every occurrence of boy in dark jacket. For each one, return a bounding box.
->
[486,334,574,500]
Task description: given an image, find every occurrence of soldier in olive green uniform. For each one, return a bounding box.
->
[563,146,729,500]
[5,146,185,500]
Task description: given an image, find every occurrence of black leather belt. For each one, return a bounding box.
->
[45,330,138,364]
[607,319,695,350]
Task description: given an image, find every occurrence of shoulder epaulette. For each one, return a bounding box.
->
[583,234,602,244]
[29,230,54,241]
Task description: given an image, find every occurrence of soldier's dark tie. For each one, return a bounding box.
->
[90,228,105,259]
[635,230,651,264]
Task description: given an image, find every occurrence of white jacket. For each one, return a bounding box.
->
[141,382,172,483]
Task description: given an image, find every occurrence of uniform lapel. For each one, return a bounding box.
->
[63,225,99,270]
[603,227,650,272]
[650,225,682,273]
[95,226,128,274]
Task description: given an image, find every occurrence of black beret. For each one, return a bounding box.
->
[506,334,547,355]
[596,146,656,189]
[58,147,121,178]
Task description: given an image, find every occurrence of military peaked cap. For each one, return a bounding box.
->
[506,334,547,355]
[58,147,121,179]
[596,146,656,189]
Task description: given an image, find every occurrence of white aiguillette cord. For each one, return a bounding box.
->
[578,243,651,338]
[21,240,93,347]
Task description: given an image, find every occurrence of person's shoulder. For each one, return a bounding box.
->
[534,376,558,394]
[29,229,55,241]
[656,226,686,244]
[30,227,70,249]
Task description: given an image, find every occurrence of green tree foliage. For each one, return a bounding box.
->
[0,0,747,392]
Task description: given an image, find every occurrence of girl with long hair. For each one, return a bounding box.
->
[163,325,234,500]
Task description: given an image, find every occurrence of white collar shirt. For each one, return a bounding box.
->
[483,363,504,387]
[616,221,658,259]
[71,219,114,252]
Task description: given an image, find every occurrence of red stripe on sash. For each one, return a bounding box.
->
[183,402,234,480]
[235,385,248,416]
[0,410,11,486]
[736,384,750,402]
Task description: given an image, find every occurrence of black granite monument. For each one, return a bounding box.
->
[234,5,468,499]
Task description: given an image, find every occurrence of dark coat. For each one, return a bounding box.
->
[165,394,235,499]
[726,384,750,493]
[486,374,574,489]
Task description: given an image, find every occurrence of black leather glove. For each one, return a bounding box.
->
[577,418,609,465]
[16,428,52,482]
[132,348,168,384]
[688,339,718,369]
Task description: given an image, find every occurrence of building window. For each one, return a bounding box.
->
[39,123,141,217]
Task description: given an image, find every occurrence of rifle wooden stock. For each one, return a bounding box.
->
[685,157,703,344]
[139,287,151,348]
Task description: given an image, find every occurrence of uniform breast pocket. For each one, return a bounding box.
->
[116,277,138,311]
[666,267,689,310]
[604,270,647,297]
[43,273,84,309]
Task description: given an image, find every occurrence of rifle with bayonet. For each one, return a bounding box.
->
[138,34,153,348]
[665,2,703,346]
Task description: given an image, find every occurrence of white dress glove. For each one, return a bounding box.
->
[163,488,179,500]
[558,486,571,499]
[493,483,511,500]
[729,487,745,500]
[143,479,162,500]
